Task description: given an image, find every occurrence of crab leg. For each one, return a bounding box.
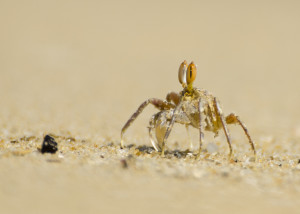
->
[166,91,181,105]
[161,101,183,156]
[161,99,182,157]
[167,91,193,149]
[226,113,256,158]
[185,125,193,150]
[196,98,203,159]
[214,97,233,158]
[120,98,174,149]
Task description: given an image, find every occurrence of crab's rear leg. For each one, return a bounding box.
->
[225,113,256,159]
[121,98,174,149]
[214,97,233,159]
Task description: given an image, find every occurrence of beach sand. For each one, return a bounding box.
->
[1,0,300,213]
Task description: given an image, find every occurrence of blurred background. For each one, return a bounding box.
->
[1,1,300,214]
[1,0,300,142]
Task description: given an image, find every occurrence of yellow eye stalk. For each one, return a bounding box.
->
[186,61,197,92]
[178,60,187,87]
[178,60,197,93]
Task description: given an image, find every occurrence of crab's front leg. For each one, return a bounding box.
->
[185,125,193,150]
[121,98,175,149]
[160,101,183,156]
[167,91,193,149]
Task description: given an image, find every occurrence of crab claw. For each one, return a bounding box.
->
[148,112,168,151]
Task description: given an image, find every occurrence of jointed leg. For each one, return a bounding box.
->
[161,102,183,156]
[197,98,203,159]
[121,98,174,148]
[226,113,256,157]
[166,91,181,105]
[214,98,233,158]
[185,125,193,150]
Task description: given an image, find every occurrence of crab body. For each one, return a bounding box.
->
[121,61,256,159]
[149,88,222,151]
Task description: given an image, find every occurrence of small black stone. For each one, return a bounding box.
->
[41,135,58,154]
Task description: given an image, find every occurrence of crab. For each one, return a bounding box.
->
[121,60,256,159]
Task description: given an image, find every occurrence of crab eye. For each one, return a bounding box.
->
[178,60,187,85]
[186,62,197,85]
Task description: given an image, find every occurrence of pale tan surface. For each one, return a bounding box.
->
[1,0,300,213]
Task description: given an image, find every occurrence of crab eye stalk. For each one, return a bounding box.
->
[186,61,197,86]
[178,60,187,87]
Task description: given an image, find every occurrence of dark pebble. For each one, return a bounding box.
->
[41,135,58,154]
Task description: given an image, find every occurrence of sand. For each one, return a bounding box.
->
[1,0,300,213]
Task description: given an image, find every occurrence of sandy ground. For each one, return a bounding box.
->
[1,0,300,213]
